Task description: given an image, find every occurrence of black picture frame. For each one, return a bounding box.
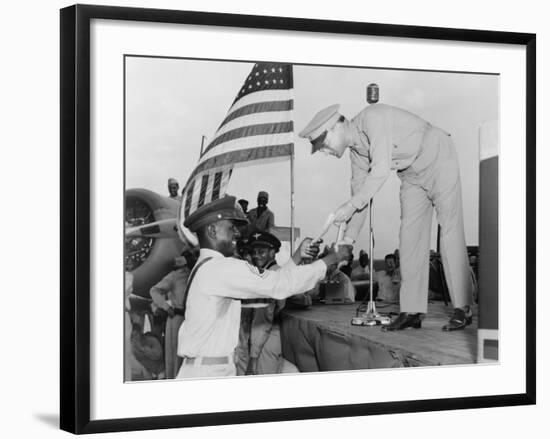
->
[60,4,536,434]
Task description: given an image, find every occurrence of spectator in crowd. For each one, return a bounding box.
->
[351,249,371,281]
[125,262,163,380]
[149,250,198,379]
[175,196,351,379]
[238,199,249,214]
[167,178,182,201]
[124,265,152,381]
[247,191,275,232]
[236,231,297,375]
[339,250,354,278]
[374,254,401,302]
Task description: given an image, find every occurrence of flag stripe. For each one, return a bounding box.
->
[187,144,293,183]
[197,174,209,208]
[184,167,234,216]
[220,100,293,128]
[184,179,195,218]
[214,110,295,139]
[200,132,293,163]
[212,171,223,200]
[203,121,293,156]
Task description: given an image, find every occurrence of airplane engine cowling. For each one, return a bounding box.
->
[125,188,187,298]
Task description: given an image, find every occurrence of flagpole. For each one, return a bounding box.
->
[290,76,296,255]
[290,146,295,254]
[199,135,206,158]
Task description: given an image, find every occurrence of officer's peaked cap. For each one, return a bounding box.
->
[298,104,342,154]
[248,231,281,251]
[184,195,249,232]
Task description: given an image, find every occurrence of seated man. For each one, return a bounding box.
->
[351,249,371,280]
[236,231,292,375]
[323,268,356,303]
[374,254,401,302]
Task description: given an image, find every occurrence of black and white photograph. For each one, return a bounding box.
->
[54,3,537,435]
[123,57,499,381]
[1,0,544,437]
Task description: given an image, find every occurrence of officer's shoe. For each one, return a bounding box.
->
[381,312,422,331]
[442,306,473,331]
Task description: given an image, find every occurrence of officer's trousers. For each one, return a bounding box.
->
[236,304,280,375]
[397,126,472,313]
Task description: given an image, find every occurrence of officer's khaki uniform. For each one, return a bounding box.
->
[344,104,472,313]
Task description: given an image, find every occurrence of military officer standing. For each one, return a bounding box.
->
[176,195,351,378]
[236,231,291,376]
[299,103,473,331]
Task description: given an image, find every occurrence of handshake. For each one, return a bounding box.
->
[293,237,352,269]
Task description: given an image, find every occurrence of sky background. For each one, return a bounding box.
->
[125,57,498,258]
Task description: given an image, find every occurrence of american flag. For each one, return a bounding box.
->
[179,62,294,222]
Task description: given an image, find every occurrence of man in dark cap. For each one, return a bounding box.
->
[299,103,473,332]
[247,190,275,232]
[235,231,290,375]
[176,195,351,378]
[237,199,249,214]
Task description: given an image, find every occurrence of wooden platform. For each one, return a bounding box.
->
[280,301,478,370]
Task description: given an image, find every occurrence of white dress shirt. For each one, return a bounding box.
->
[177,248,327,358]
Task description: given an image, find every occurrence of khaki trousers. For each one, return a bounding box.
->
[397,126,472,313]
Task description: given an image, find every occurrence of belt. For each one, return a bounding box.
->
[172,307,186,316]
[241,298,273,305]
[181,355,233,366]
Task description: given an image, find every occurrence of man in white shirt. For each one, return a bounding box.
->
[299,103,473,331]
[350,250,371,281]
[176,195,351,378]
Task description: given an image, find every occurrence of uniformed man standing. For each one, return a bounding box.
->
[167,177,182,201]
[236,231,298,375]
[149,251,197,379]
[176,195,351,378]
[299,103,473,331]
[247,191,275,232]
